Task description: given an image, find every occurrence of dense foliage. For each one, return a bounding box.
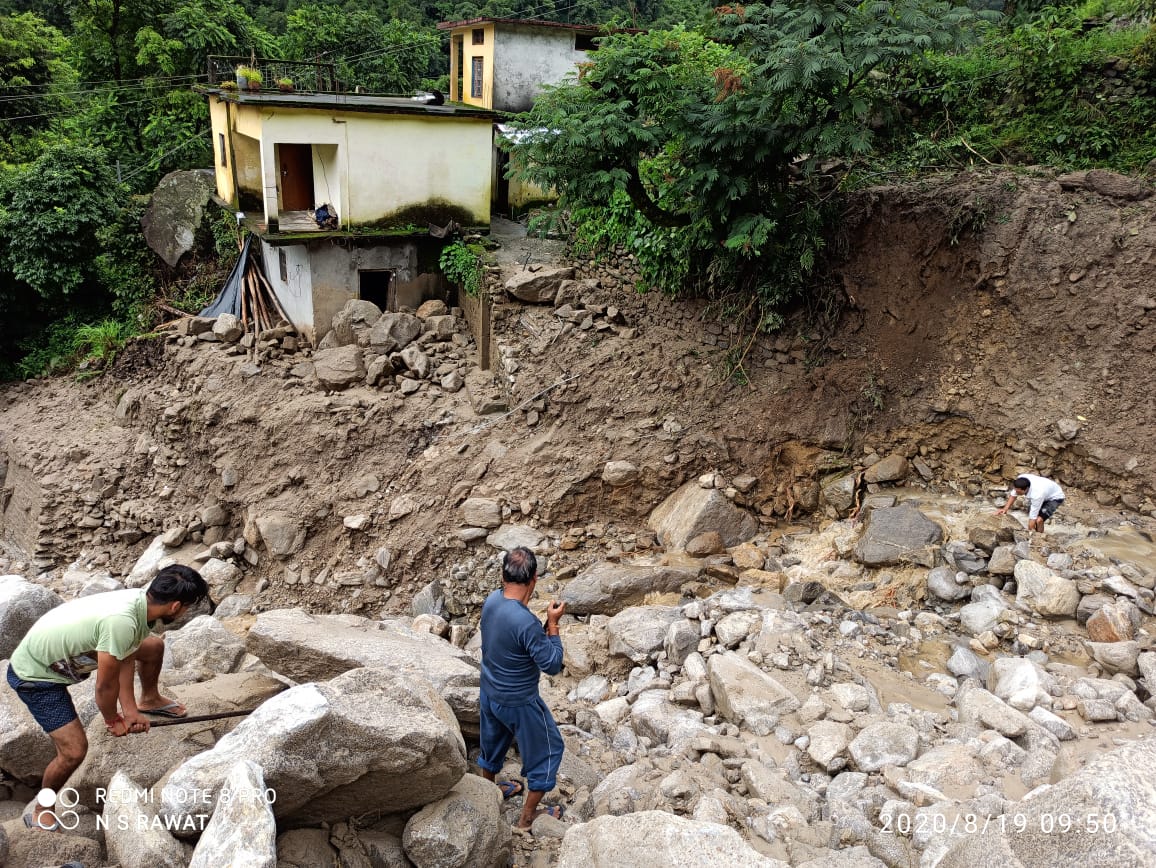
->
[1,0,1155,378]
[508,1,992,327]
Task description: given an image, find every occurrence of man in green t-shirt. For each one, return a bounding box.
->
[6,564,209,830]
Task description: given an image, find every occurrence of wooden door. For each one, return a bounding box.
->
[278,144,314,211]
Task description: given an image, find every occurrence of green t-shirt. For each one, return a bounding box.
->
[10,589,151,684]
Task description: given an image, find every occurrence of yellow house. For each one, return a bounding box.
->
[201,61,495,341]
[438,18,613,216]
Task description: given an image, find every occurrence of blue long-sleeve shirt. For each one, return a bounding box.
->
[479,589,563,706]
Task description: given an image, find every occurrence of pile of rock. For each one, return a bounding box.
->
[304,299,474,395]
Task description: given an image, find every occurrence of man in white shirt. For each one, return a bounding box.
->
[996,474,1065,532]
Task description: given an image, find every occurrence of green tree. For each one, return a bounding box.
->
[508,2,990,324]
[280,5,437,93]
[0,142,121,301]
[0,12,72,159]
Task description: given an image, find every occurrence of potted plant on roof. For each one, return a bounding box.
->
[276,77,294,93]
[236,66,262,91]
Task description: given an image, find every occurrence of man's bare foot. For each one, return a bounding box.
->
[515,804,564,830]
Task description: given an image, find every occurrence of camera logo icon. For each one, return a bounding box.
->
[32,787,81,831]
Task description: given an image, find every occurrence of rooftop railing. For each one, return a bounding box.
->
[206,56,341,94]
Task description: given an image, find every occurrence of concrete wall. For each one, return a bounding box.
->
[234,133,262,206]
[493,26,587,113]
[261,240,314,339]
[209,98,234,205]
[226,104,492,230]
[308,240,418,340]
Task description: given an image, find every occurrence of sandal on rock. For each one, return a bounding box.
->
[540,804,564,821]
[24,812,61,832]
[140,701,187,719]
[497,780,524,800]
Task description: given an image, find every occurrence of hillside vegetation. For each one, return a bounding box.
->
[0,0,1154,377]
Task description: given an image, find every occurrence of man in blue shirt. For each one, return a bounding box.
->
[477,546,566,830]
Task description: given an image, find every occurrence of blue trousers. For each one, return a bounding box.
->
[476,692,563,792]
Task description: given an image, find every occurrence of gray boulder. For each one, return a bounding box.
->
[70,672,287,807]
[0,576,61,658]
[938,735,1156,867]
[163,614,247,678]
[848,721,919,772]
[254,512,306,558]
[275,829,338,867]
[188,760,277,868]
[102,771,186,868]
[955,684,1033,738]
[556,811,787,867]
[1014,560,1079,618]
[708,651,800,736]
[965,514,1020,554]
[648,481,758,550]
[160,668,467,826]
[313,346,367,391]
[927,567,969,602]
[399,345,431,379]
[862,453,909,484]
[246,609,480,729]
[369,313,423,353]
[853,505,943,567]
[460,497,501,529]
[142,169,216,267]
[630,689,706,746]
[213,313,243,343]
[0,817,104,868]
[505,266,575,304]
[486,524,544,551]
[562,561,698,616]
[402,773,511,868]
[607,606,682,663]
[821,473,859,516]
[329,299,383,346]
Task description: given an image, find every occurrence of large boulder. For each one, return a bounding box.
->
[648,482,758,551]
[188,760,277,868]
[246,609,480,729]
[368,313,423,353]
[965,514,1020,554]
[505,266,575,304]
[0,575,62,658]
[862,453,909,484]
[402,773,511,868]
[102,771,187,868]
[313,346,367,391]
[160,668,467,826]
[328,299,383,346]
[853,505,943,567]
[561,562,699,616]
[847,722,919,772]
[708,651,800,736]
[254,512,306,558]
[460,497,501,529]
[70,672,286,807]
[142,169,217,267]
[555,811,787,867]
[0,817,104,868]
[938,735,1156,867]
[163,614,247,679]
[1014,560,1079,618]
[607,606,683,663]
[821,473,859,516]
